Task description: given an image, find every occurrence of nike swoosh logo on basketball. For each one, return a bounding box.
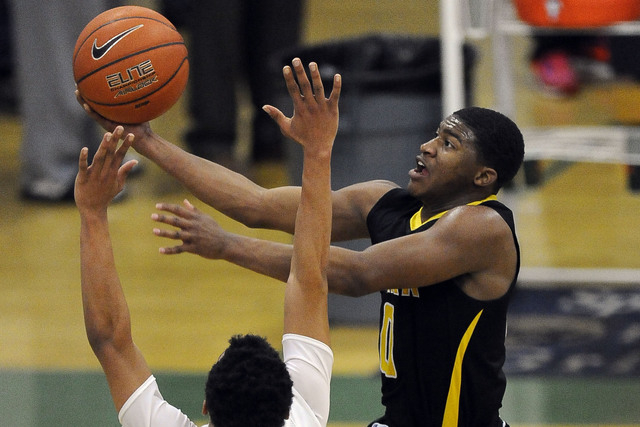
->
[92,24,144,60]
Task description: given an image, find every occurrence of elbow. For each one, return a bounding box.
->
[229,201,270,230]
[84,317,130,357]
[328,275,375,298]
[339,286,369,298]
[327,249,378,297]
[85,325,113,355]
[243,214,268,230]
[239,191,296,232]
[346,283,376,298]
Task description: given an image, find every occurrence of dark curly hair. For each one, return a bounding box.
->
[205,334,294,427]
[452,107,525,191]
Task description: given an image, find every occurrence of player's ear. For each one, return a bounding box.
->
[202,400,208,416]
[474,166,497,187]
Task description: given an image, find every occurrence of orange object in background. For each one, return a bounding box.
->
[514,0,640,27]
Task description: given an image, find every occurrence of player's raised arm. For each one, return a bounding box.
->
[263,58,340,345]
[75,127,152,411]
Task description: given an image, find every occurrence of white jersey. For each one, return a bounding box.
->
[118,333,333,427]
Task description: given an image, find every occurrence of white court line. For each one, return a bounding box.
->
[518,267,640,288]
[522,126,640,165]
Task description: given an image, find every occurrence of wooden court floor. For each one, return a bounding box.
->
[2,0,640,425]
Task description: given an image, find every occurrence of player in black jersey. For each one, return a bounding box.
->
[79,63,524,426]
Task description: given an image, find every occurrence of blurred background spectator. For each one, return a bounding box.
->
[161,0,305,171]
[8,0,120,202]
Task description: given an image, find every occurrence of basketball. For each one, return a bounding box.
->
[73,6,189,124]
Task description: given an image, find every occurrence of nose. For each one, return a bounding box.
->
[420,138,437,156]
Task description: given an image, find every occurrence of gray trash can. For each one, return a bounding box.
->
[271,34,476,324]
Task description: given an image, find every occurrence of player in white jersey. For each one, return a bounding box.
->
[75,58,340,427]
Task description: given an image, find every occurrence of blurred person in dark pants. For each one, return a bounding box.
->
[9,0,120,202]
[163,0,304,169]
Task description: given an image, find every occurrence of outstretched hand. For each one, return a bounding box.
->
[74,126,138,212]
[151,200,229,259]
[262,58,341,156]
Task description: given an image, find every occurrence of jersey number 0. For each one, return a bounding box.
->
[379,302,397,378]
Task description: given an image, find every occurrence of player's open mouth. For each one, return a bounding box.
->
[414,158,427,175]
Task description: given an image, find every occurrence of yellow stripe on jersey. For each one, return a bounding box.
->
[409,195,498,231]
[441,310,484,427]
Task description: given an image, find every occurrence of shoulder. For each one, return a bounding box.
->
[283,334,332,427]
[330,180,400,240]
[118,375,199,427]
[334,180,399,212]
[428,204,518,299]
[438,203,512,242]
[282,334,333,369]
[336,179,399,201]
[444,201,510,225]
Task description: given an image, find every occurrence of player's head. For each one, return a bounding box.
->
[205,334,293,427]
[452,107,524,191]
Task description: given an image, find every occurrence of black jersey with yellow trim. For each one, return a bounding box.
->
[366,188,519,427]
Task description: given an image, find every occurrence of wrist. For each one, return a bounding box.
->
[78,206,109,223]
[130,126,155,154]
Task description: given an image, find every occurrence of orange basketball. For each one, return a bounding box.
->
[73,6,189,124]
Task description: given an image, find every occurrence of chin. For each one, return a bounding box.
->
[406,181,420,198]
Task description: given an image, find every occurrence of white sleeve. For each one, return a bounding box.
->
[282,334,334,427]
[118,375,200,427]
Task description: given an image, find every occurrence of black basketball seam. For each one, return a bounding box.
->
[75,41,186,84]
[82,55,188,108]
[73,15,179,65]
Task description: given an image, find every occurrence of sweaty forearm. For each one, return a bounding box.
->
[80,212,132,352]
[222,233,372,297]
[135,132,294,230]
[222,234,293,283]
[326,245,373,297]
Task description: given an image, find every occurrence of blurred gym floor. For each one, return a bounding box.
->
[1,0,639,425]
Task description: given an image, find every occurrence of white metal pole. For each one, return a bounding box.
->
[440,0,466,116]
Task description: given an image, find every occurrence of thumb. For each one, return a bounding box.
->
[118,159,138,183]
[262,105,290,131]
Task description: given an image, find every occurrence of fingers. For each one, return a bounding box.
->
[118,157,139,183]
[182,199,196,210]
[154,202,197,219]
[151,211,188,229]
[153,224,188,255]
[152,204,193,255]
[262,104,290,136]
[152,225,186,242]
[283,58,340,107]
[291,58,314,100]
[75,89,87,110]
[114,130,135,167]
[90,127,135,175]
[308,62,326,102]
[283,58,318,106]
[76,147,90,182]
[151,202,198,239]
[76,88,120,130]
[262,104,283,120]
[329,73,342,106]
[78,146,89,170]
[283,63,302,104]
[158,245,185,255]
[90,131,112,171]
[76,89,101,120]
[285,59,326,102]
